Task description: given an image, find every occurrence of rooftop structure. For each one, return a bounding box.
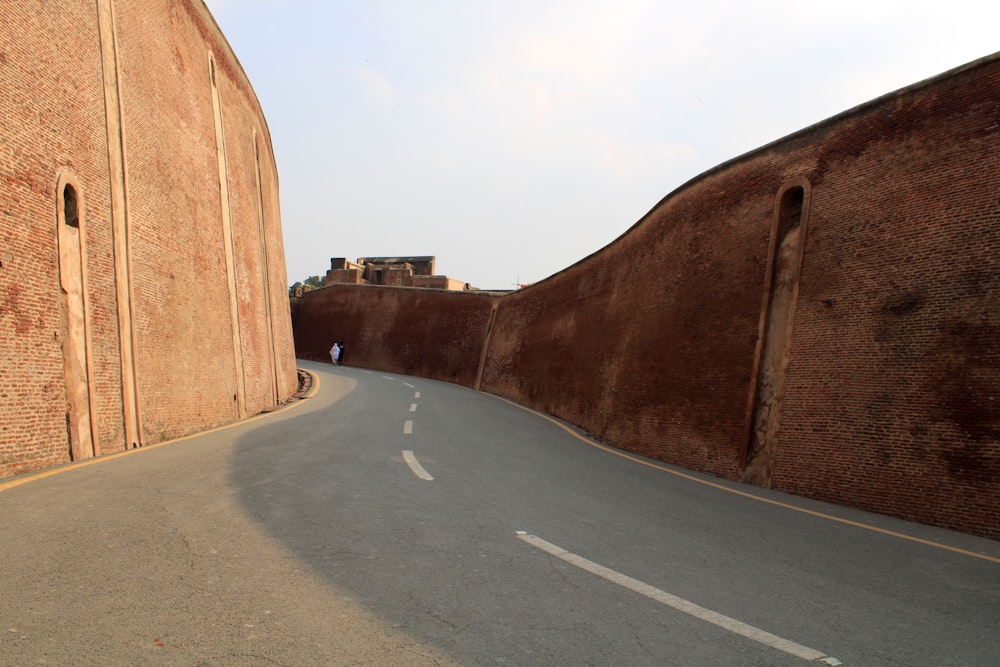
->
[324,256,473,291]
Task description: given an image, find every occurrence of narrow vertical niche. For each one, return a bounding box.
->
[208,49,248,419]
[58,178,95,461]
[743,184,809,485]
[253,129,279,407]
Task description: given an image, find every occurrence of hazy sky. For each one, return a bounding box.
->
[204,0,999,290]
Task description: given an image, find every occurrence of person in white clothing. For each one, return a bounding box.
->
[330,342,341,365]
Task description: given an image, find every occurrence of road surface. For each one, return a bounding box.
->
[2,360,998,665]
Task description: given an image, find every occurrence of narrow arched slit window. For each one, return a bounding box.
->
[778,187,804,238]
[63,184,79,228]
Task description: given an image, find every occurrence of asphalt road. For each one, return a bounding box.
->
[1,360,998,666]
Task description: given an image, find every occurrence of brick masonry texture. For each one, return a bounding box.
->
[294,53,1000,540]
[293,285,499,387]
[1,1,297,476]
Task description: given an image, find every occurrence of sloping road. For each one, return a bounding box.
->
[2,360,998,665]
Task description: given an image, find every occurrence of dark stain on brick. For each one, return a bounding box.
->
[934,322,1000,444]
[885,292,925,316]
[4,284,35,335]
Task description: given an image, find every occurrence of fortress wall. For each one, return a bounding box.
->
[1,0,297,476]
[292,285,498,387]
[234,118,297,415]
[479,159,779,480]
[770,58,1000,537]
[483,54,1000,538]
[1,1,124,473]
[254,124,299,406]
[115,2,244,441]
[491,53,1000,538]
[291,54,1000,538]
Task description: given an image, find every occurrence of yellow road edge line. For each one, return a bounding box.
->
[302,368,321,399]
[493,395,1000,565]
[0,369,320,494]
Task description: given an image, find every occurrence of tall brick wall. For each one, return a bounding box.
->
[769,60,1000,535]
[1,1,119,474]
[480,165,775,481]
[1,0,296,476]
[292,53,1000,539]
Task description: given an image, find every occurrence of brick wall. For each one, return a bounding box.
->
[293,285,498,387]
[1,1,116,474]
[481,165,776,481]
[1,0,296,476]
[291,53,1000,539]
[770,59,1000,535]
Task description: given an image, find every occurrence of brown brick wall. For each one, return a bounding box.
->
[293,285,498,387]
[291,54,1000,539]
[1,0,296,476]
[771,59,1000,535]
[481,165,776,481]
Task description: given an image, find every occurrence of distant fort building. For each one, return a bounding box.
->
[323,256,474,291]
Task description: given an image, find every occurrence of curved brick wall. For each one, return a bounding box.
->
[293,285,498,387]
[294,52,1000,539]
[1,0,297,476]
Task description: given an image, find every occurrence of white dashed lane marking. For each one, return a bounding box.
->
[403,451,433,481]
[515,532,841,666]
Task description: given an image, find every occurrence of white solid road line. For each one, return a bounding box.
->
[403,420,413,434]
[404,382,415,388]
[409,404,417,412]
[515,532,842,666]
[381,375,395,381]
[403,450,434,481]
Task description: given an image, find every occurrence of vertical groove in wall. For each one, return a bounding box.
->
[96,0,141,449]
[210,54,247,419]
[474,301,499,391]
[253,131,278,406]
[75,180,101,458]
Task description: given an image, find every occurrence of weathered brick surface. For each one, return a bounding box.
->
[1,1,115,474]
[293,285,498,387]
[770,59,1000,537]
[1,0,296,475]
[292,53,1000,539]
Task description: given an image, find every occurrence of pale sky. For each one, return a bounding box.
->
[204,0,999,290]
